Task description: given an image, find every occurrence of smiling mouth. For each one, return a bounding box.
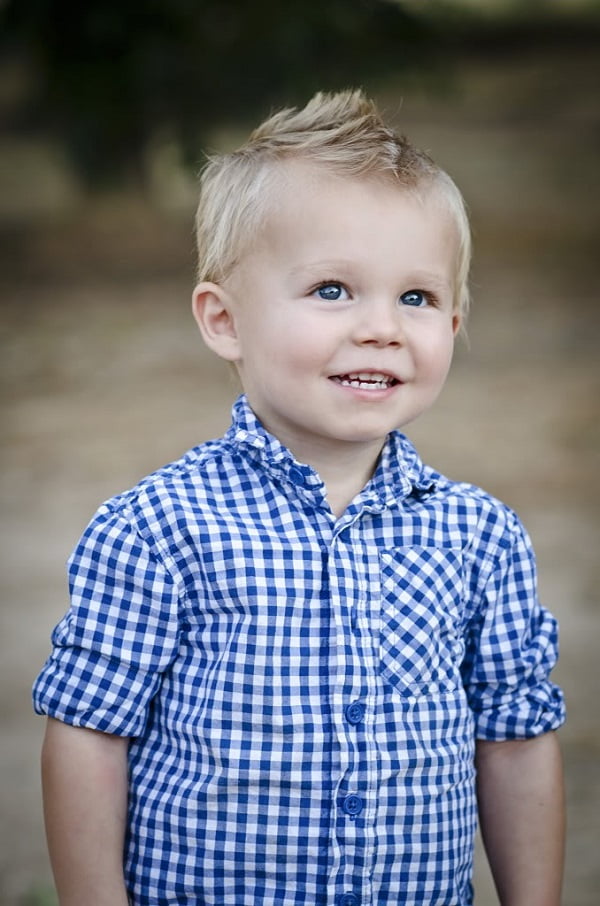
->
[330,371,400,390]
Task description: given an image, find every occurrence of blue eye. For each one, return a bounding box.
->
[400,290,428,307]
[314,283,348,302]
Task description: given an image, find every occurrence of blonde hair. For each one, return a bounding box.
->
[195,89,471,317]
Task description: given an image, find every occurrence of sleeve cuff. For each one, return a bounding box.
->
[470,680,566,740]
[33,644,162,737]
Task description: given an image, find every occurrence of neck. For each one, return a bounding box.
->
[325,477,371,519]
[294,439,384,519]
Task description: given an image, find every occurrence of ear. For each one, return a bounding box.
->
[452,312,462,337]
[192,282,241,363]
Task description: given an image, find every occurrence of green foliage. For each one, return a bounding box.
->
[21,884,58,906]
[1,0,432,186]
[4,0,597,187]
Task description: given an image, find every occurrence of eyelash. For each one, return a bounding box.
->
[311,280,350,302]
[400,289,437,309]
[311,282,438,308]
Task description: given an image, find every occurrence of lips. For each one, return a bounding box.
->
[330,371,400,390]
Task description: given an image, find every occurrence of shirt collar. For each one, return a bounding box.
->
[225,394,436,512]
[368,430,437,510]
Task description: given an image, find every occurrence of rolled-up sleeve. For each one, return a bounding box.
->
[33,503,181,736]
[462,513,566,740]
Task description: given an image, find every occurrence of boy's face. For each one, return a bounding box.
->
[196,164,461,466]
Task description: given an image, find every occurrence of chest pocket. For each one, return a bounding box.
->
[379,547,465,696]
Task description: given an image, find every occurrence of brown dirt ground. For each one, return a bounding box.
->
[1,49,599,905]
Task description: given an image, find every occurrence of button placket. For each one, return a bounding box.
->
[327,521,375,903]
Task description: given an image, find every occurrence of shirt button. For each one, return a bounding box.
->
[345,701,365,725]
[342,794,363,817]
[288,466,306,485]
[338,894,360,906]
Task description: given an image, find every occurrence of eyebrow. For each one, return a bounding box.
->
[292,262,452,289]
[406,271,453,293]
[288,259,355,278]
[288,260,448,288]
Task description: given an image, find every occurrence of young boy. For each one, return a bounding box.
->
[33,90,565,906]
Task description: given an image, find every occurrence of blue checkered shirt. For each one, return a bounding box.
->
[33,395,565,906]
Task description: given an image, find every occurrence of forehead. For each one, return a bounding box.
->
[254,162,460,268]
[261,160,455,231]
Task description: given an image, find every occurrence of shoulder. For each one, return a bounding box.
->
[79,434,240,561]
[432,470,521,526]
[393,435,529,560]
[426,470,534,572]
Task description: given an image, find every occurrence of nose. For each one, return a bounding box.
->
[352,296,405,347]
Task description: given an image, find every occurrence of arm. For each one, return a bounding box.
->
[476,731,565,906]
[41,717,130,906]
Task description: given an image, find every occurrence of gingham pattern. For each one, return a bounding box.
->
[33,395,565,906]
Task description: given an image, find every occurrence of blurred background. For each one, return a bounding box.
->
[1,0,599,903]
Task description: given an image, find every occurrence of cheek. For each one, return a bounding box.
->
[272,320,332,366]
[421,331,456,381]
[246,328,316,380]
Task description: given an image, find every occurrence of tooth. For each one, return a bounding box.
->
[349,372,388,382]
[341,377,390,388]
